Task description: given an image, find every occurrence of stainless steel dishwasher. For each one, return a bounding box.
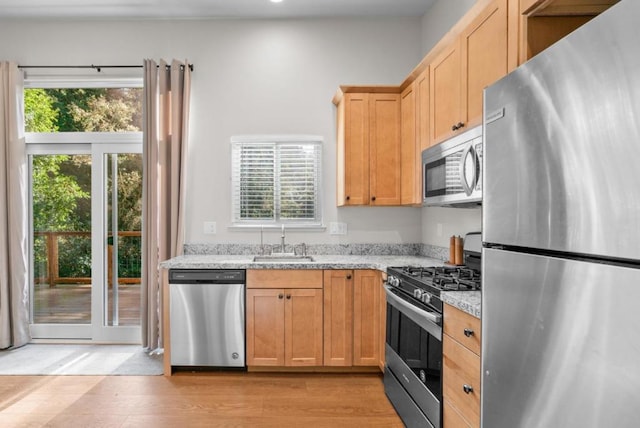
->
[169,269,245,367]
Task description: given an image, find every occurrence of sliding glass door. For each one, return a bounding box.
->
[29,142,142,342]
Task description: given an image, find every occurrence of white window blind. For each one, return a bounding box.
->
[231,136,322,225]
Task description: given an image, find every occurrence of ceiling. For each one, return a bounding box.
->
[0,0,437,20]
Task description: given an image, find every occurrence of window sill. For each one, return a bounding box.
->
[228,224,326,232]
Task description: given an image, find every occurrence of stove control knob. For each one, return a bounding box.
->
[421,292,432,304]
[413,289,422,299]
[388,276,399,287]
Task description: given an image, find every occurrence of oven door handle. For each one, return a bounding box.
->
[384,284,442,326]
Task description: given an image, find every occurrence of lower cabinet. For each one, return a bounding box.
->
[246,270,323,367]
[246,269,383,369]
[443,303,482,427]
[323,269,381,367]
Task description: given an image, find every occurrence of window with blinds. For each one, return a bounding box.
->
[231,136,322,226]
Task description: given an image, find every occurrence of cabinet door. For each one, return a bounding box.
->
[460,0,510,130]
[430,40,462,145]
[416,67,430,151]
[369,93,401,206]
[341,93,370,206]
[353,270,381,366]
[378,271,387,371]
[285,288,324,366]
[323,270,354,367]
[246,288,285,366]
[401,83,421,205]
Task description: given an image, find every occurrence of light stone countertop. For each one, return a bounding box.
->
[442,291,481,318]
[160,254,445,271]
[161,254,481,318]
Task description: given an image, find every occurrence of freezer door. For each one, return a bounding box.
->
[482,0,640,260]
[481,248,640,428]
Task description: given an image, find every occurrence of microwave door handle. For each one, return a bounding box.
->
[459,143,475,196]
[384,284,442,325]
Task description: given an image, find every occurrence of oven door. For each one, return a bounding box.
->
[384,285,442,428]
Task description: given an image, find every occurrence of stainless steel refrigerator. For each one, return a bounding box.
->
[481,0,640,426]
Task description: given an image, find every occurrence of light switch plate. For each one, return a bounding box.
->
[203,221,217,234]
[329,222,347,235]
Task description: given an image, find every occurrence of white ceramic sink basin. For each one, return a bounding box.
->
[252,254,314,262]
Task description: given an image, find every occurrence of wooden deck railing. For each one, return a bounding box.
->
[34,230,142,287]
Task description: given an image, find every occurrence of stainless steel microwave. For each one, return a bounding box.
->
[422,126,482,207]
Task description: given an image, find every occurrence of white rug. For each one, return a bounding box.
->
[0,344,163,375]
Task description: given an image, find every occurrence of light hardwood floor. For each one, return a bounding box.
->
[0,372,404,427]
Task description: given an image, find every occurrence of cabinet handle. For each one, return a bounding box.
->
[278,294,284,299]
[452,122,465,131]
[346,274,352,280]
[463,384,474,394]
[463,328,475,337]
[286,294,291,299]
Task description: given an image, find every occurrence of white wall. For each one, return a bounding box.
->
[421,0,477,54]
[0,17,425,246]
[420,0,483,247]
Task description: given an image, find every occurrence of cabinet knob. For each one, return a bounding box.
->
[346,196,350,201]
[463,384,474,394]
[463,328,475,337]
[371,196,376,201]
[346,274,352,280]
[286,294,291,299]
[278,294,284,299]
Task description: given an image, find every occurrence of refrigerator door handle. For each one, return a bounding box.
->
[460,142,477,196]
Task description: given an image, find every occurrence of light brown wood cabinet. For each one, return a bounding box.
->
[431,0,515,145]
[443,304,482,428]
[323,269,382,367]
[429,40,462,145]
[336,92,401,206]
[246,270,323,367]
[400,82,422,205]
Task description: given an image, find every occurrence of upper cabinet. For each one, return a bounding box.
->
[335,91,401,206]
[332,0,618,207]
[430,0,516,145]
[400,81,422,205]
[430,41,462,145]
[518,0,619,63]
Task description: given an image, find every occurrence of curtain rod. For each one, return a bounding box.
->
[18,64,194,72]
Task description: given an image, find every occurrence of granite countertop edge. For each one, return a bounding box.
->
[160,254,445,271]
[161,254,481,318]
[442,291,481,319]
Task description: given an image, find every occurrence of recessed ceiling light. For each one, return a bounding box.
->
[270,0,283,3]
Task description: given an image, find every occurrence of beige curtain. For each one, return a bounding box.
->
[141,59,191,350]
[0,61,30,349]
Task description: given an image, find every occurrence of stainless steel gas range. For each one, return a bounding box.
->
[383,233,481,428]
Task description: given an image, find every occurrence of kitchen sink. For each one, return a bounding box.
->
[252,254,315,263]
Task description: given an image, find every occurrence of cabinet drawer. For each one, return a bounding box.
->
[247,269,323,289]
[444,400,472,428]
[443,335,481,427]
[444,304,481,355]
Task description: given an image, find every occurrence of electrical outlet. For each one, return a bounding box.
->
[203,221,217,234]
[329,222,347,235]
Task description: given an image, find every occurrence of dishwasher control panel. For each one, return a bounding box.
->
[169,269,245,283]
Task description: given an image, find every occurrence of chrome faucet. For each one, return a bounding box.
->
[280,224,286,253]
